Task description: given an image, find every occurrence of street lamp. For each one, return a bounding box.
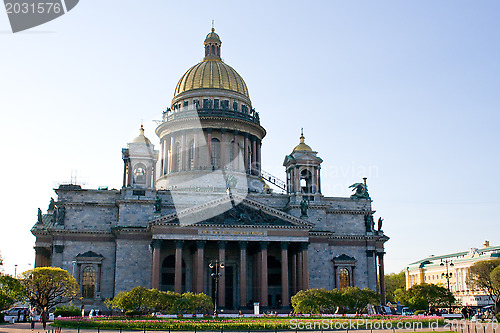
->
[440,259,454,312]
[14,264,17,277]
[440,259,454,291]
[209,260,224,317]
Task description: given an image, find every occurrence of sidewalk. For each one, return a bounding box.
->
[0,321,496,333]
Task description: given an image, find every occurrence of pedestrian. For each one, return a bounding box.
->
[29,307,37,332]
[81,304,85,317]
[41,307,48,331]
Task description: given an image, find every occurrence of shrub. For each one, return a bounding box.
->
[125,310,141,317]
[53,305,81,317]
[0,313,4,323]
[414,310,425,315]
[496,312,500,322]
[106,287,213,315]
[291,287,379,314]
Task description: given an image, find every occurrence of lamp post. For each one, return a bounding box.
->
[71,261,77,306]
[14,264,17,277]
[209,260,224,317]
[440,259,454,312]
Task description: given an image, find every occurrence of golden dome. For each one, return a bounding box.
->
[175,60,249,97]
[293,129,313,152]
[131,125,151,144]
[174,29,250,98]
[204,28,221,43]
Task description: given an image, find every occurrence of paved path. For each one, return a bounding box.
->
[0,321,497,333]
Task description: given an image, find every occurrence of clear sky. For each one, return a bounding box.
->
[0,0,499,277]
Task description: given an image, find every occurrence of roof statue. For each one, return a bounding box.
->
[349,177,371,199]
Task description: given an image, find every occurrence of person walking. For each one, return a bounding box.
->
[41,307,48,331]
[29,307,37,332]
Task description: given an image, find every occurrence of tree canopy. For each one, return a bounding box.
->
[291,287,379,314]
[385,271,406,303]
[106,287,213,315]
[20,267,79,310]
[396,283,455,310]
[467,259,500,313]
[0,275,26,311]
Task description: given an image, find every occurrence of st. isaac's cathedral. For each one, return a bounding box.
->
[32,29,389,311]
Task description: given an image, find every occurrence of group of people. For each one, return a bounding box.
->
[27,307,50,332]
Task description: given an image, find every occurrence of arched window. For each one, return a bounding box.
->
[133,163,147,184]
[82,266,95,299]
[300,169,313,193]
[188,140,195,170]
[211,45,215,54]
[211,138,221,168]
[338,268,350,289]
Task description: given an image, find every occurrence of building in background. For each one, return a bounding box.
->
[32,29,389,312]
[406,241,500,307]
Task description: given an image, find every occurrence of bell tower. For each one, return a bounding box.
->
[122,125,159,189]
[283,129,322,201]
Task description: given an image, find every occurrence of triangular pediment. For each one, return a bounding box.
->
[149,194,312,229]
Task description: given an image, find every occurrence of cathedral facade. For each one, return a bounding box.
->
[32,29,389,311]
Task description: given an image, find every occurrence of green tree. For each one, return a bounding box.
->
[20,267,79,310]
[341,287,380,314]
[398,283,455,310]
[290,288,377,314]
[106,286,151,314]
[105,287,213,315]
[291,288,333,314]
[467,259,500,313]
[385,271,406,303]
[0,275,26,311]
[177,292,213,314]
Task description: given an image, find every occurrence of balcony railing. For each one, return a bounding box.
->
[162,107,260,125]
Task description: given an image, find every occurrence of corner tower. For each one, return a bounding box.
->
[122,125,159,189]
[283,129,323,202]
[155,28,266,192]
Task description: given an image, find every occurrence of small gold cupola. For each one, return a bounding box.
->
[204,26,222,60]
[293,128,313,152]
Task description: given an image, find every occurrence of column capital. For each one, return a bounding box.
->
[301,242,310,250]
[150,239,162,249]
[196,240,206,248]
[259,241,268,249]
[218,240,227,249]
[175,240,184,248]
[239,241,248,249]
[281,242,289,250]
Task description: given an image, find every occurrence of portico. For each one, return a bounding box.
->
[148,195,311,309]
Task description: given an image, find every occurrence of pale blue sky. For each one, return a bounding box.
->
[0,1,499,276]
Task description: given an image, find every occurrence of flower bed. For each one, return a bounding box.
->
[53,315,445,331]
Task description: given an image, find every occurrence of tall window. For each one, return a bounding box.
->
[211,138,221,168]
[82,266,95,298]
[188,140,195,170]
[229,140,234,170]
[338,268,350,289]
[175,142,181,172]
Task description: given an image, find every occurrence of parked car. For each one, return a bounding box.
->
[402,307,414,316]
[1,307,28,322]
